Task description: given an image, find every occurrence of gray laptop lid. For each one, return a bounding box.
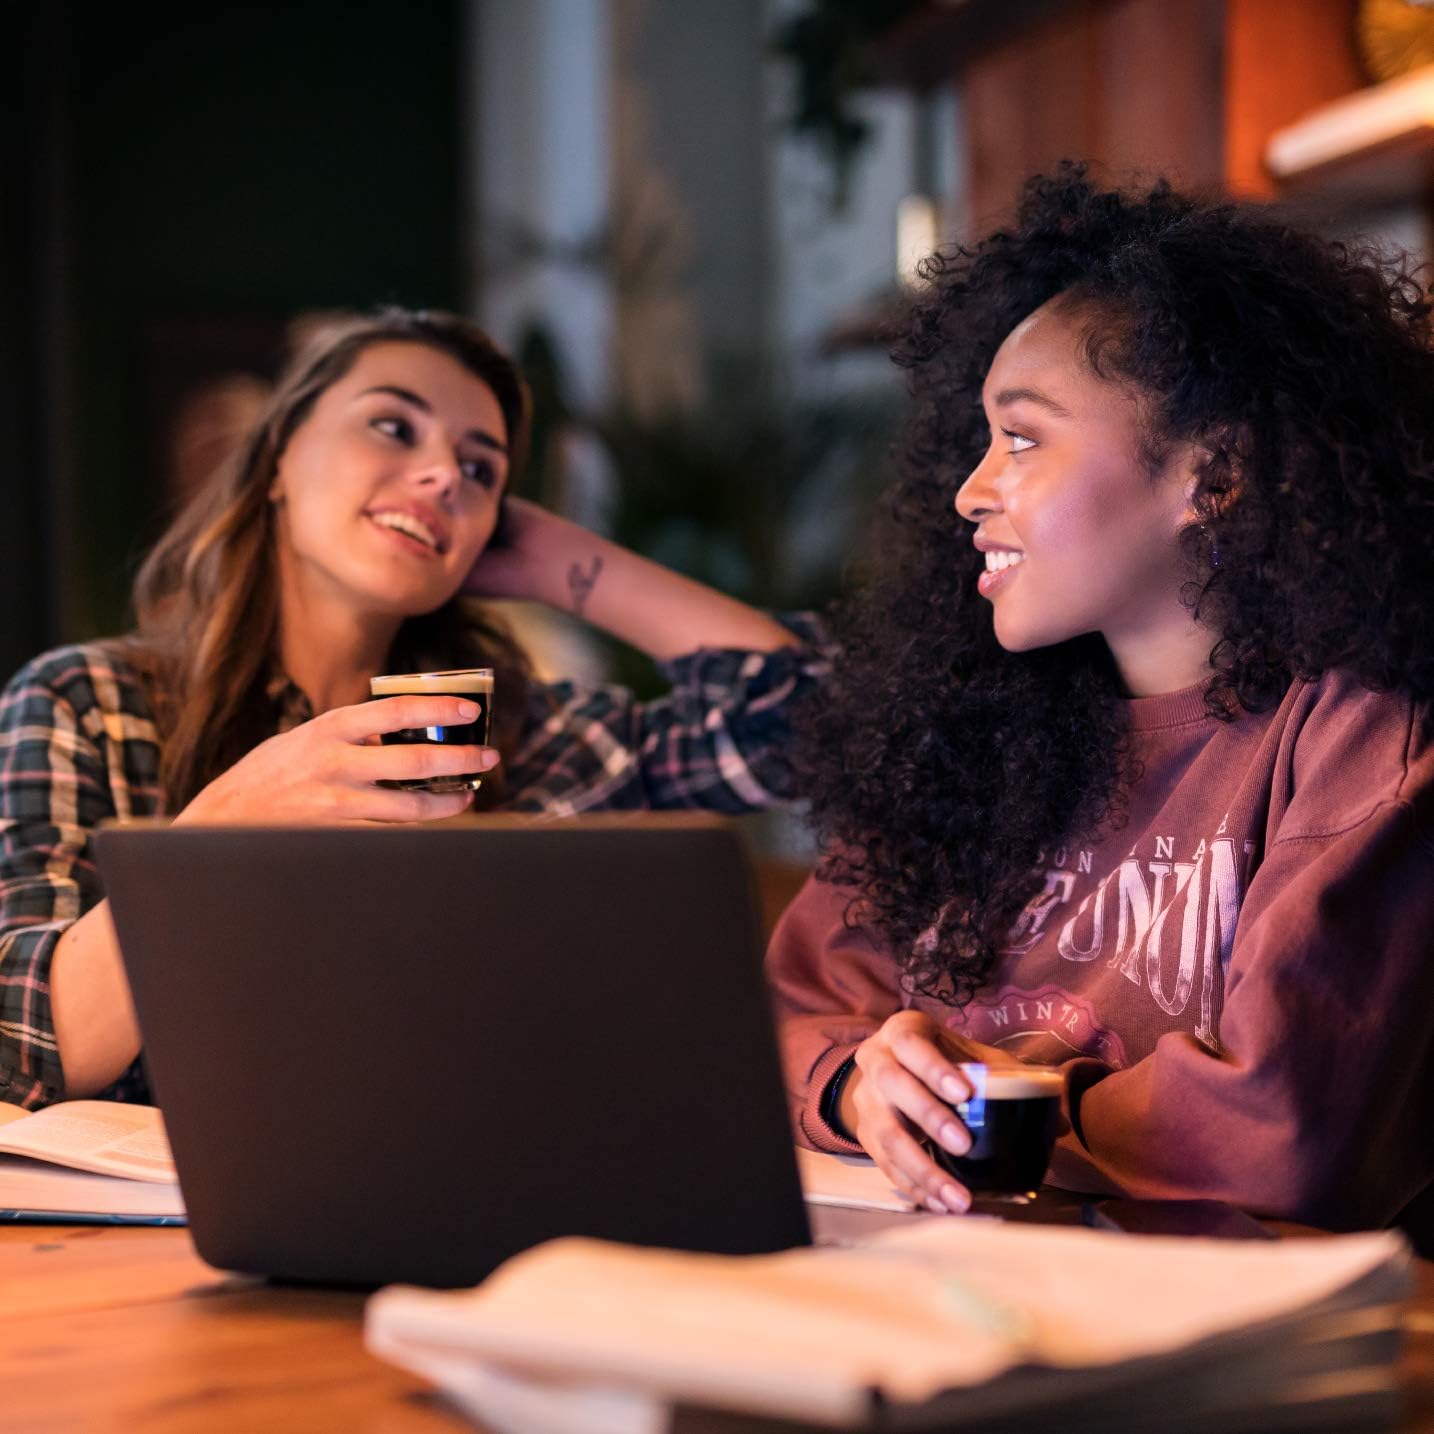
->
[94,816,811,1287]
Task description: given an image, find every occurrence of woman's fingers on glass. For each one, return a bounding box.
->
[869,1118,970,1214]
[349,785,474,823]
[354,742,497,784]
[881,1167,937,1214]
[888,1024,974,1106]
[853,1050,971,1214]
[335,694,481,740]
[871,1058,972,1158]
[383,789,475,823]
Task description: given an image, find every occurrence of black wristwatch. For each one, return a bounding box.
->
[820,1053,859,1141]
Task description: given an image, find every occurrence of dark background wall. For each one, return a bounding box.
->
[1,6,65,683]
[3,0,464,680]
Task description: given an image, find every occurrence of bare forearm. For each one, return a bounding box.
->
[540,528,796,661]
[49,901,142,1097]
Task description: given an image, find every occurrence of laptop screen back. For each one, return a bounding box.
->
[96,816,811,1287]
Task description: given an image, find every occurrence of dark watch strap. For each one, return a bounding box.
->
[819,1053,859,1142]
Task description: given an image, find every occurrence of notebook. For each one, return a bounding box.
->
[93,815,811,1286]
[0,1101,184,1224]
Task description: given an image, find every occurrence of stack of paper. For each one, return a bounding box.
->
[366,1219,1410,1433]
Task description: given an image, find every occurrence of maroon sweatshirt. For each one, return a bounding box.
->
[769,671,1434,1233]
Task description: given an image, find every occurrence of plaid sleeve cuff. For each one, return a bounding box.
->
[0,925,66,1107]
[643,611,831,809]
[653,610,832,688]
[493,614,832,815]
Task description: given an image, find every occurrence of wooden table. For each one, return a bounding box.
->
[3,1221,1433,1433]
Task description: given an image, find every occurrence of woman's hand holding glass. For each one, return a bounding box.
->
[844,1011,1020,1215]
[174,696,498,825]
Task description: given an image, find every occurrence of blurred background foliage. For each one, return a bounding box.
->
[519,322,901,696]
[4,0,924,687]
[770,0,924,209]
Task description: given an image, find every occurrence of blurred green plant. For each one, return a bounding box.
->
[597,363,896,610]
[514,323,574,510]
[770,0,925,210]
[594,372,899,694]
[517,324,901,696]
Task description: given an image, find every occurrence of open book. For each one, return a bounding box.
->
[0,1101,184,1222]
[367,1219,1411,1433]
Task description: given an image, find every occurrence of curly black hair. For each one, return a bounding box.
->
[798,164,1434,1006]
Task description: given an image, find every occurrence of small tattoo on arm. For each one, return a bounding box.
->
[567,554,603,618]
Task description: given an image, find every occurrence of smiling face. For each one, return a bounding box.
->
[269,340,510,620]
[954,298,1212,694]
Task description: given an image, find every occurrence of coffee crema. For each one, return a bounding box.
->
[369,668,494,794]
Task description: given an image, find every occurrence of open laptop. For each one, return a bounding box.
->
[94,815,811,1287]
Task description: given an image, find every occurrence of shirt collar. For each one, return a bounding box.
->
[265,668,315,732]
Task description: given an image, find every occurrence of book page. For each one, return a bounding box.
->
[0,1155,184,1218]
[0,1102,175,1183]
[0,1104,30,1129]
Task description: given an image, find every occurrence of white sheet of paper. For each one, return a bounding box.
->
[794,1146,915,1213]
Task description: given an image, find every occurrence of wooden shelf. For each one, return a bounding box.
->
[1266,64,1434,205]
[861,0,1368,222]
[865,0,1077,90]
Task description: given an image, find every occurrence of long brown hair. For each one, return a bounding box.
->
[126,308,535,811]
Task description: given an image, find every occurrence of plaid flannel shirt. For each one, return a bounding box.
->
[0,615,825,1108]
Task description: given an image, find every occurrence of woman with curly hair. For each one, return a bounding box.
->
[0,308,822,1109]
[771,167,1434,1239]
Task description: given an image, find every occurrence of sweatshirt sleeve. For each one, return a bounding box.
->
[1049,790,1434,1231]
[765,874,905,1154]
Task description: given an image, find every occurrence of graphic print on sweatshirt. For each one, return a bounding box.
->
[945,824,1257,1065]
[957,983,1130,1065]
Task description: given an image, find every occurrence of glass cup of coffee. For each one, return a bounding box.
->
[368,668,494,794]
[929,1062,1064,1197]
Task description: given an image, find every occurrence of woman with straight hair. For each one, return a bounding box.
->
[1,308,822,1108]
[770,167,1434,1242]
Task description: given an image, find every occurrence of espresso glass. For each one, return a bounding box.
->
[369,668,493,794]
[930,1063,1064,1197]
